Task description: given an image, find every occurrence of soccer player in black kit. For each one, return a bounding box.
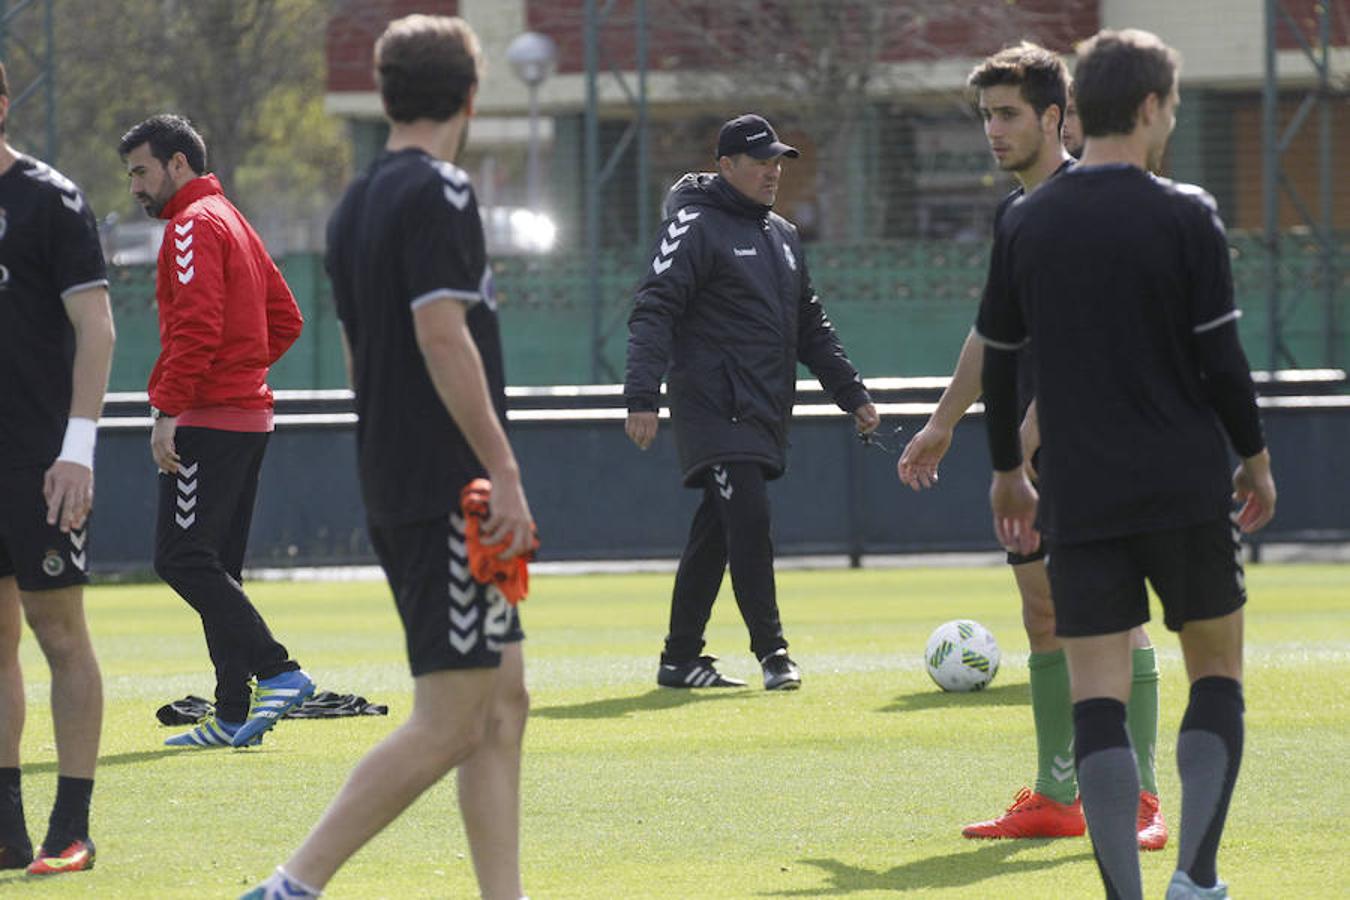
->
[978,29,1276,900]
[0,63,114,876]
[243,14,536,900]
[899,44,1165,847]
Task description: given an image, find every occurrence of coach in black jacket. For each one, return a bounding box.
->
[625,114,878,691]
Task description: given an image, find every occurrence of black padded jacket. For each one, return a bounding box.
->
[624,173,871,485]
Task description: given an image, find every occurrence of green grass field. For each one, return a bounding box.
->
[3,564,1346,898]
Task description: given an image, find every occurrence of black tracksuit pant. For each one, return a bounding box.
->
[153,427,298,722]
[663,461,787,664]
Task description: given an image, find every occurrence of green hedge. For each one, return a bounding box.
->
[104,234,1348,391]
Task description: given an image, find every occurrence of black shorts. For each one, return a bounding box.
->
[369,511,524,676]
[1047,518,1246,637]
[0,466,91,591]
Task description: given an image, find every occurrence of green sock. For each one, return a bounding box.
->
[1029,649,1077,803]
[1127,645,1160,796]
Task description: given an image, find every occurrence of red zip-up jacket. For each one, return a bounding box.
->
[148,174,302,422]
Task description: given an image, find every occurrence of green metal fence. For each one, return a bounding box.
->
[105,234,1347,393]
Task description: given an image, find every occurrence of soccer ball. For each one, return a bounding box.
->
[925,619,1000,692]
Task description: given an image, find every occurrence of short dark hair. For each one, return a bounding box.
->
[375,14,482,124]
[118,114,207,174]
[1073,29,1181,138]
[967,42,1069,129]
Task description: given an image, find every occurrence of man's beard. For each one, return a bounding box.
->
[1002,148,1039,174]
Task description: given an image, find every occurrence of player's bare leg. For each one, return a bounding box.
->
[964,560,1164,848]
[18,585,101,876]
[1013,559,1058,653]
[457,642,528,900]
[1178,610,1242,684]
[0,577,24,769]
[20,586,101,779]
[963,559,1086,840]
[281,667,495,892]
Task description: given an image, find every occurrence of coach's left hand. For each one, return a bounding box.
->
[44,460,93,533]
[853,402,880,435]
[151,415,182,474]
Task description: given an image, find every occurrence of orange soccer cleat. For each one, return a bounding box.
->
[25,838,95,876]
[1137,791,1169,851]
[961,787,1086,839]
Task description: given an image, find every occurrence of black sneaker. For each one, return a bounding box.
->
[761,649,801,691]
[657,655,747,688]
[0,837,33,870]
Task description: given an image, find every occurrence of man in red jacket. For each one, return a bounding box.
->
[119,115,314,749]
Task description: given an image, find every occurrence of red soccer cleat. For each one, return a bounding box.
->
[24,838,95,876]
[1137,791,1168,851]
[962,787,1086,839]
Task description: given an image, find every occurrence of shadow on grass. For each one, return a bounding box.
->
[0,872,43,890]
[880,681,1027,713]
[766,840,1096,895]
[23,747,181,776]
[533,687,749,720]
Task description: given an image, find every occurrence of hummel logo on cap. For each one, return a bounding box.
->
[716,114,799,160]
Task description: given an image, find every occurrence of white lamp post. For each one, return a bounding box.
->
[506,31,558,213]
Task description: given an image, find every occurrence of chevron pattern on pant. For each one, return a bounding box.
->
[447,513,481,655]
[713,464,733,500]
[175,461,199,529]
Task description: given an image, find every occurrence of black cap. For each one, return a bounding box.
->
[715,114,799,160]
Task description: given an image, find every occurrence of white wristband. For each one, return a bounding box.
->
[56,417,97,470]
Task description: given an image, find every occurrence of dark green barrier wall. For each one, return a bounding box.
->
[88,400,1350,571]
[107,254,345,392]
[105,234,1347,392]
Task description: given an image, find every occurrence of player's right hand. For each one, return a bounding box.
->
[897,422,952,490]
[151,415,181,474]
[990,468,1039,555]
[43,460,93,533]
[479,473,537,560]
[625,411,658,450]
[1233,450,1276,533]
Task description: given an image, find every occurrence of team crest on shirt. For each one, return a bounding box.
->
[41,549,65,577]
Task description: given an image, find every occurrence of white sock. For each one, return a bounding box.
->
[261,865,322,899]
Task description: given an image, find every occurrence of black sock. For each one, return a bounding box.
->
[42,776,93,851]
[0,767,27,846]
[1074,698,1141,900]
[1177,676,1244,889]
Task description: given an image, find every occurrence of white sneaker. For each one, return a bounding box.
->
[1166,870,1229,900]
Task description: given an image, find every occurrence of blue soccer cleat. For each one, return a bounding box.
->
[231,670,316,747]
[164,716,259,748]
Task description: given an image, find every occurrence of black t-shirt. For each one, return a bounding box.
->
[0,156,108,469]
[325,148,506,526]
[988,167,1068,416]
[976,164,1241,543]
